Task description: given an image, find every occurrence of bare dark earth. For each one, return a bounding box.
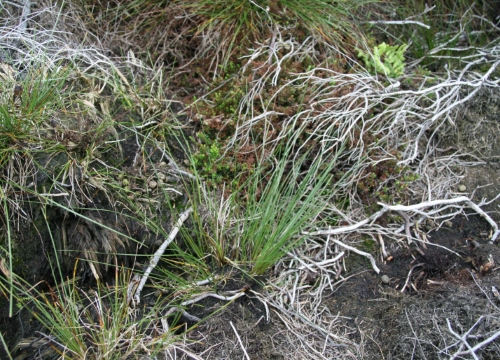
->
[167,215,500,359]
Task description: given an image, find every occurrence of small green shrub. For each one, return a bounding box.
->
[191,132,241,187]
[358,42,408,78]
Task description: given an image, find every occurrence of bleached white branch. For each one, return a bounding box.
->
[448,316,500,360]
[366,20,430,29]
[129,207,193,305]
[452,329,500,359]
[230,321,251,360]
[330,239,380,274]
[179,289,246,307]
[306,196,500,243]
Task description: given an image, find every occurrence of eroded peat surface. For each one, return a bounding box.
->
[166,218,500,359]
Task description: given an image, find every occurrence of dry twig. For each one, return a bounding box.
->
[128,207,193,305]
[230,321,251,360]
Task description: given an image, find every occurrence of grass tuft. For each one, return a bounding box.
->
[184,0,372,68]
[186,132,344,275]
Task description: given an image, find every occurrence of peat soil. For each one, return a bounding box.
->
[178,215,500,359]
[440,87,500,221]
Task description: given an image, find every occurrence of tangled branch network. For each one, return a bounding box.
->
[230,21,500,244]
[0,0,131,82]
[213,20,500,355]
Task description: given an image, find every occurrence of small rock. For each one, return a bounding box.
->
[157,179,164,186]
[158,173,166,181]
[154,290,162,298]
[381,275,390,284]
[148,180,157,189]
[444,220,453,228]
[458,184,467,192]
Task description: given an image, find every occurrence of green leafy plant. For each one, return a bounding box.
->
[358,42,408,78]
[191,132,248,187]
[192,133,226,183]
